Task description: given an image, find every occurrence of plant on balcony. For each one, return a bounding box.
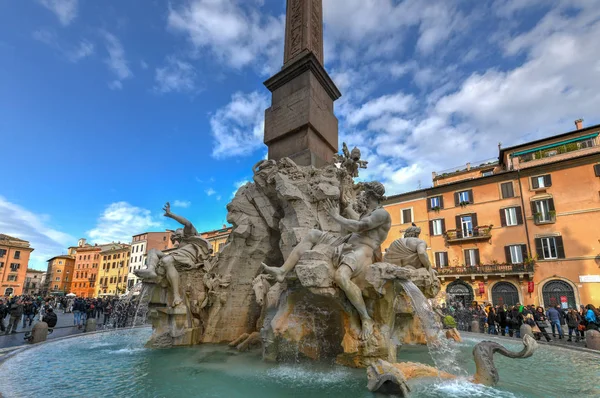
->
[459,200,470,207]
[524,255,537,267]
[548,210,556,218]
[432,205,441,212]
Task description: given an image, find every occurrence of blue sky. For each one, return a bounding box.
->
[1,0,599,269]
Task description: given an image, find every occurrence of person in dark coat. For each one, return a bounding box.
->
[534,306,552,342]
[42,307,58,328]
[496,305,507,336]
[566,308,581,342]
[6,299,24,334]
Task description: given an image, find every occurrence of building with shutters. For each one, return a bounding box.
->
[383,120,600,309]
[0,234,34,296]
[96,243,131,297]
[127,231,175,291]
[44,255,75,295]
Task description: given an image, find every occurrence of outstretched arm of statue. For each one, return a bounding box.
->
[324,199,384,232]
[163,202,195,235]
[417,242,432,270]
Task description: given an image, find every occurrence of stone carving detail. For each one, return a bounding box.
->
[310,0,322,62]
[287,0,303,61]
[367,336,538,394]
[334,142,368,178]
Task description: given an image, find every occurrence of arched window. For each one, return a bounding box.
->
[446,280,474,307]
[4,287,14,295]
[491,282,519,307]
[542,280,576,309]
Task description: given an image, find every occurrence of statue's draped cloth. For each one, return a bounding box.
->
[385,239,419,267]
[172,235,212,270]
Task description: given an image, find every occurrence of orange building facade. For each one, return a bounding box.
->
[0,234,34,296]
[70,239,102,298]
[45,255,75,295]
[201,226,232,255]
[383,121,600,309]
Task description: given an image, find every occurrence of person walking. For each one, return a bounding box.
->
[496,305,507,336]
[22,299,35,329]
[547,305,564,339]
[72,298,82,327]
[566,308,581,342]
[507,306,522,338]
[5,299,24,334]
[103,303,112,326]
[487,306,497,334]
[584,304,600,331]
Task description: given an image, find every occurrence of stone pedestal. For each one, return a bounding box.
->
[146,305,202,348]
[264,53,341,167]
[586,329,600,350]
[85,318,97,333]
[472,320,481,333]
[520,324,534,339]
[31,322,48,343]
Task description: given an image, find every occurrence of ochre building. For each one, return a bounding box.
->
[0,234,34,296]
[201,226,232,255]
[383,120,600,309]
[70,239,103,298]
[96,243,131,297]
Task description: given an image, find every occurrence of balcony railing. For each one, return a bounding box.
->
[444,225,492,242]
[435,263,534,276]
[533,212,556,224]
[518,140,597,164]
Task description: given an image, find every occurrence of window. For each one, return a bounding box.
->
[500,182,514,198]
[428,196,443,211]
[535,237,565,260]
[10,263,19,271]
[460,215,473,237]
[430,219,445,236]
[401,208,413,224]
[14,251,20,259]
[65,277,68,282]
[454,190,473,205]
[54,285,58,289]
[8,275,17,281]
[0,249,6,257]
[594,164,600,177]
[531,174,552,189]
[505,244,527,264]
[464,249,480,266]
[56,269,62,273]
[580,139,595,149]
[59,260,63,264]
[0,262,3,268]
[481,170,493,177]
[500,207,523,227]
[434,252,448,268]
[55,277,60,281]
[532,199,555,223]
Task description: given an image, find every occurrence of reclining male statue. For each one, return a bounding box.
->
[262,181,391,340]
[135,202,212,307]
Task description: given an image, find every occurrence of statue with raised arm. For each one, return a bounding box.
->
[262,181,391,339]
[334,142,368,178]
[135,202,212,307]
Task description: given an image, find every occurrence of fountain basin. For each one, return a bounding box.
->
[0,328,598,397]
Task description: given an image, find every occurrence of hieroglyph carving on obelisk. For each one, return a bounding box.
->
[284,0,324,66]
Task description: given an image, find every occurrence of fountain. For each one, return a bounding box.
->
[2,1,598,397]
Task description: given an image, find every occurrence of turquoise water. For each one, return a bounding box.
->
[0,328,598,398]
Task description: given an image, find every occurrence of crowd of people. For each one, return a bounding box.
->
[0,295,126,336]
[440,300,600,343]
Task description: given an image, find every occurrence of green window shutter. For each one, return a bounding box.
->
[531,177,539,189]
[474,249,480,265]
[504,246,511,263]
[439,195,444,209]
[440,219,446,234]
[500,209,507,227]
[468,189,474,203]
[544,174,552,187]
[454,192,460,206]
[594,164,600,177]
[515,207,523,225]
[520,244,528,261]
[429,221,434,236]
[534,238,543,259]
[548,198,555,211]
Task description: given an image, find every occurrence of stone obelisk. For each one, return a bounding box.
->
[263,0,341,167]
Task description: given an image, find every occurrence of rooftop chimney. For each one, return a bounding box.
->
[575,118,584,130]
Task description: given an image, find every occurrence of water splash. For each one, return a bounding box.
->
[105,282,154,329]
[398,280,467,377]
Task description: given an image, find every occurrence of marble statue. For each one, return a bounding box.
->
[135,202,212,307]
[334,142,368,178]
[367,335,538,395]
[262,181,390,339]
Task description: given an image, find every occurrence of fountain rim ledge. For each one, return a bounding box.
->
[460,331,600,355]
[0,325,152,367]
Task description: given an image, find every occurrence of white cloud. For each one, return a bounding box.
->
[87,202,160,244]
[0,196,75,270]
[140,60,148,69]
[101,31,132,88]
[216,195,222,201]
[154,56,197,94]
[231,179,250,198]
[210,91,269,158]
[37,0,78,26]
[67,39,94,62]
[32,29,93,63]
[173,200,191,208]
[347,93,415,126]
[167,0,284,74]
[205,188,216,197]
